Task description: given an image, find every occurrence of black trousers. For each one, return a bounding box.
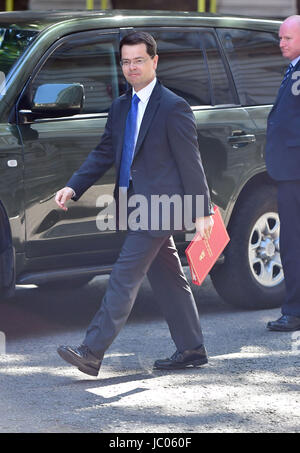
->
[277,180,300,316]
[82,229,204,359]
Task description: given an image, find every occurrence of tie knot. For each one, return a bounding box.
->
[132,94,140,105]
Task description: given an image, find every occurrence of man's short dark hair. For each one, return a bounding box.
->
[119,31,157,58]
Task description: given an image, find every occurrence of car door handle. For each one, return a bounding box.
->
[228,132,256,148]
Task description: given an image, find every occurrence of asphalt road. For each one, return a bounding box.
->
[0,271,299,434]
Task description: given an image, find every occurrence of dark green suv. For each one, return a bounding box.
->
[0,9,287,308]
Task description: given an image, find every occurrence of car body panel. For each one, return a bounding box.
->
[0,10,285,287]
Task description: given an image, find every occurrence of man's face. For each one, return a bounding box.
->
[121,43,158,92]
[279,19,300,61]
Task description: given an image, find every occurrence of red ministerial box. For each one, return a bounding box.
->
[185,206,230,286]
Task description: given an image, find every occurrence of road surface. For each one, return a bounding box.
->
[0,272,299,433]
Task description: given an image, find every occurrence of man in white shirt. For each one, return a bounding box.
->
[55,31,214,376]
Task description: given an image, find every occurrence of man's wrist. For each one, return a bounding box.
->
[66,187,76,198]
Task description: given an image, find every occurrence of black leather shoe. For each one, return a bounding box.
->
[57,344,101,376]
[153,345,208,370]
[267,315,300,332]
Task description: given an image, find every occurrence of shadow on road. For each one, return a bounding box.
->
[0,272,234,341]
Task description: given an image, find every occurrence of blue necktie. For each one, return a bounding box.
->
[280,63,293,88]
[119,94,140,188]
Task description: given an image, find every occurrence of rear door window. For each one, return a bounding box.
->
[201,30,236,105]
[131,28,236,107]
[217,28,286,105]
[142,29,212,106]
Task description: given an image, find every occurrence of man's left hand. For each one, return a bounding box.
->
[195,216,214,240]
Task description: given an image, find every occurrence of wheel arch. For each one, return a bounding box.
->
[210,171,283,309]
[0,200,15,297]
[226,171,276,232]
[0,200,13,252]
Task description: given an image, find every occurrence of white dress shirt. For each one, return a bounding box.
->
[291,56,300,68]
[132,77,157,149]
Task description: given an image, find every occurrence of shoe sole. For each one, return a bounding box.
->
[267,325,300,332]
[57,347,99,377]
[154,357,208,370]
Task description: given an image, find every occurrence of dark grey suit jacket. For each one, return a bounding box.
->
[266,59,300,181]
[67,80,213,236]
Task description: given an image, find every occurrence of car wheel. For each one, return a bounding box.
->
[210,184,285,309]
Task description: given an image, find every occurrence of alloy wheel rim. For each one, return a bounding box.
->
[248,212,283,287]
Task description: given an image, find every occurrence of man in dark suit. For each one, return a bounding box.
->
[55,32,214,376]
[266,16,300,331]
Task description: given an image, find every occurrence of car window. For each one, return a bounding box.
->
[141,29,211,106]
[217,28,286,106]
[0,27,38,77]
[29,32,122,114]
[201,30,236,105]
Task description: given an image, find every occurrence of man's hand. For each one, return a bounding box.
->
[195,215,214,240]
[55,187,74,211]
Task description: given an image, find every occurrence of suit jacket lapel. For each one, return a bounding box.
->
[115,89,131,172]
[271,75,289,112]
[133,81,161,159]
[271,59,300,112]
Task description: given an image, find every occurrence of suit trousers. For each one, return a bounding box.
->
[277,180,300,316]
[82,229,204,359]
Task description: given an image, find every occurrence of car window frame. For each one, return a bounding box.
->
[125,26,239,111]
[125,26,214,108]
[216,26,285,107]
[208,27,240,107]
[15,28,122,124]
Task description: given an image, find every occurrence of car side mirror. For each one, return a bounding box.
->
[31,83,84,116]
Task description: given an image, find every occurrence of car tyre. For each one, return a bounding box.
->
[210,184,285,309]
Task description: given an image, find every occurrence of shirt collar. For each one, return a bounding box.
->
[132,77,157,103]
[291,56,300,67]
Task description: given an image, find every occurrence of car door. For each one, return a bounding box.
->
[216,26,287,186]
[133,27,258,245]
[195,28,259,221]
[17,30,127,270]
